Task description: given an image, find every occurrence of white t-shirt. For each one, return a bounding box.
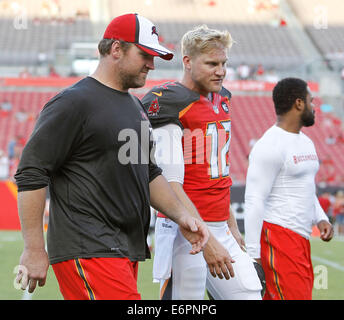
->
[152,123,184,184]
[244,125,329,259]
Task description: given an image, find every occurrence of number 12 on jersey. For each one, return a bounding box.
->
[206,120,231,179]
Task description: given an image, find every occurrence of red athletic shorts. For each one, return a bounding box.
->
[52,257,141,300]
[260,221,314,300]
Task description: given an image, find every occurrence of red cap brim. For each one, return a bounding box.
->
[136,44,173,61]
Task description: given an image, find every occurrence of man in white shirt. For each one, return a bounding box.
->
[244,77,333,300]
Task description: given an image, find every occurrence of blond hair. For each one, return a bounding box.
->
[181,25,233,58]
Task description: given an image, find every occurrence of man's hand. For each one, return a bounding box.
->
[16,248,49,293]
[16,188,49,293]
[317,220,334,242]
[178,215,209,254]
[203,235,235,280]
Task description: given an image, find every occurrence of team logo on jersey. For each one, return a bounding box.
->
[221,101,229,113]
[213,104,219,114]
[152,26,159,37]
[148,98,160,116]
[293,154,318,164]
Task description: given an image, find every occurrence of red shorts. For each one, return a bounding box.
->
[260,221,314,300]
[52,257,141,300]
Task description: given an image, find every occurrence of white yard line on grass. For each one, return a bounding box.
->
[312,255,344,272]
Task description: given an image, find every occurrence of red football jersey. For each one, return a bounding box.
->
[142,82,232,221]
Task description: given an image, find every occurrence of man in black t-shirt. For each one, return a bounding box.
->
[14,13,209,300]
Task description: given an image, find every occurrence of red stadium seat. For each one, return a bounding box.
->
[1,91,343,185]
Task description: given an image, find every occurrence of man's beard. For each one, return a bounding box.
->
[301,108,315,127]
[119,72,147,90]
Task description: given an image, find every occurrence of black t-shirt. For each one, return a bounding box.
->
[15,77,162,264]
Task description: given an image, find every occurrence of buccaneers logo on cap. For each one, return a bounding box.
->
[151,26,159,37]
[148,98,160,116]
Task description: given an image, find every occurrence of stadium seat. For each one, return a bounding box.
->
[3,91,342,185]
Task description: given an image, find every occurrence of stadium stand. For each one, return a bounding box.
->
[1,88,343,186]
[107,0,305,69]
[0,0,306,69]
[0,0,342,69]
[0,0,90,18]
[0,18,94,65]
[0,0,94,66]
[0,0,343,187]
[155,22,304,69]
[229,95,344,186]
[0,91,55,161]
[289,0,344,61]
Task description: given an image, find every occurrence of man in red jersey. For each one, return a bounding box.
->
[142,25,263,300]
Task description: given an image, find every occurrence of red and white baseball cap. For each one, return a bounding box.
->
[103,13,173,60]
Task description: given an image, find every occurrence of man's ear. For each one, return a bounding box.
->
[294,98,304,112]
[183,55,192,71]
[110,40,122,59]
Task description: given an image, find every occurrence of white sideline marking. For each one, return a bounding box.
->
[312,255,344,272]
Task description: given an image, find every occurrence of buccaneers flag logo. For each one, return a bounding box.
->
[148,98,160,116]
[152,26,159,37]
[221,97,230,113]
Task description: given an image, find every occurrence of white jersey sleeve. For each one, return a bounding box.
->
[244,137,284,259]
[152,123,184,184]
[313,195,329,224]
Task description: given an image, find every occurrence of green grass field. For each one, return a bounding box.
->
[0,231,343,300]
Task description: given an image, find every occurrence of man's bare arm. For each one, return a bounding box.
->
[228,207,246,251]
[149,175,209,254]
[16,188,50,293]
